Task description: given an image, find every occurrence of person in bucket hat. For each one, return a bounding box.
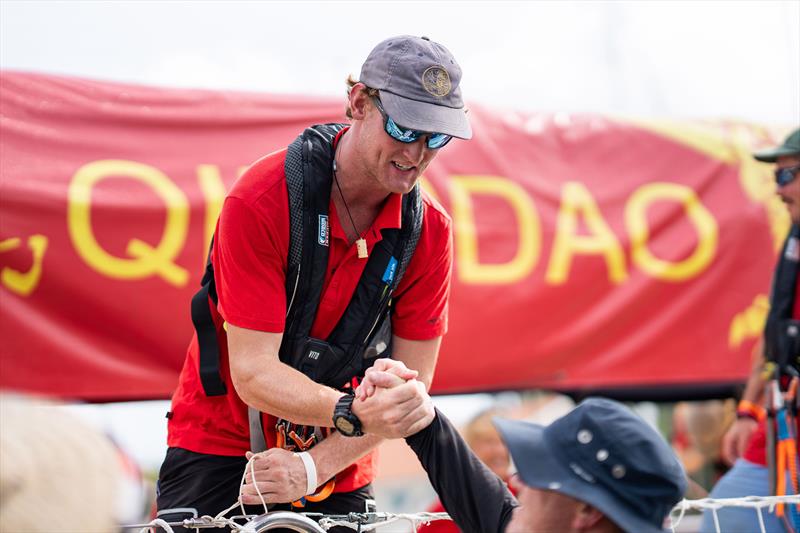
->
[357,360,687,532]
[157,35,469,529]
[493,399,686,533]
[701,127,800,533]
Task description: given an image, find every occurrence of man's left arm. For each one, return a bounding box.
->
[392,336,441,388]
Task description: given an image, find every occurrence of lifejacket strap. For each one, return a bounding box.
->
[191,281,227,396]
[248,406,267,453]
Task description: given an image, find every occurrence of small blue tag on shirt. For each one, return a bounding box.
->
[318,215,329,246]
[382,256,398,284]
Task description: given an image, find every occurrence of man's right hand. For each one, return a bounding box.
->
[351,359,434,438]
[355,358,418,400]
[721,417,758,466]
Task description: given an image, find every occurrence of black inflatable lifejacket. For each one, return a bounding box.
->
[191,123,424,398]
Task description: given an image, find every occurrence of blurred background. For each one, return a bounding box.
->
[1,0,799,530]
[2,1,798,121]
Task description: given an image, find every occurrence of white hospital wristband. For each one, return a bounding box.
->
[295,451,317,495]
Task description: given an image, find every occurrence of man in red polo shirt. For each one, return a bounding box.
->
[701,128,800,533]
[156,35,472,529]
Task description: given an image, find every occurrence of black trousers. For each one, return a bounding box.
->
[156,447,374,532]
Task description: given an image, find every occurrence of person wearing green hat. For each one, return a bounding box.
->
[701,128,800,533]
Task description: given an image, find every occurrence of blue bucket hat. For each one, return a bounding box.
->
[494,398,686,533]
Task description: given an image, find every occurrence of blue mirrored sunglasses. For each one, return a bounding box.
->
[372,97,452,150]
[776,165,800,187]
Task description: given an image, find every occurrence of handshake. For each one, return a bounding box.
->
[239,359,435,506]
[350,358,436,439]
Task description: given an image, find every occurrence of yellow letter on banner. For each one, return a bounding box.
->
[449,175,540,284]
[546,182,628,285]
[0,235,49,296]
[68,160,189,286]
[625,182,718,282]
[728,294,770,349]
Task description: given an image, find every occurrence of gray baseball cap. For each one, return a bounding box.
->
[494,398,686,533]
[359,35,472,140]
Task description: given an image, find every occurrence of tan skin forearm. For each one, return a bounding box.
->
[228,324,342,427]
[722,338,768,464]
[238,332,440,503]
[308,432,383,482]
[229,324,441,476]
[392,335,440,390]
[741,338,767,404]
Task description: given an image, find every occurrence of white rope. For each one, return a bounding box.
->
[756,506,767,533]
[234,456,269,518]
[208,454,269,531]
[672,495,800,511]
[667,495,800,533]
[133,456,268,532]
[132,488,800,532]
[139,518,175,533]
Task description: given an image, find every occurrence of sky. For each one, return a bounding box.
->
[2,0,799,470]
[1,1,799,124]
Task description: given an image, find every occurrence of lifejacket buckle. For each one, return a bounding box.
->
[295,338,340,382]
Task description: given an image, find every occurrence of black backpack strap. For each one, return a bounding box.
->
[249,124,343,451]
[280,124,344,361]
[190,238,227,396]
[192,122,426,397]
[394,183,424,291]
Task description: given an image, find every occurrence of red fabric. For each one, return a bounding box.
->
[795,272,800,319]
[167,135,453,493]
[1,71,792,401]
[417,484,516,533]
[743,420,767,466]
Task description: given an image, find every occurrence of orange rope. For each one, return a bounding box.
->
[778,439,787,516]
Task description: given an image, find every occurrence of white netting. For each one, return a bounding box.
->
[669,495,800,533]
[131,495,800,532]
[128,449,800,532]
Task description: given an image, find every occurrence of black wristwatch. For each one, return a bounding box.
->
[333,393,363,437]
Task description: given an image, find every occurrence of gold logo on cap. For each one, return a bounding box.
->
[422,66,451,97]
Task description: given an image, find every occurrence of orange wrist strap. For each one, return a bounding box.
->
[737,399,766,421]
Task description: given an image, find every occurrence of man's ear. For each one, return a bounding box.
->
[348,83,371,120]
[570,501,606,531]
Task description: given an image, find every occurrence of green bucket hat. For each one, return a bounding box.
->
[753,128,800,163]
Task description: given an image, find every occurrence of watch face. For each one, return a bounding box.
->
[335,417,355,435]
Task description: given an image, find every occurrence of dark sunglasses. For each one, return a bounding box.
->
[776,165,800,187]
[372,97,453,150]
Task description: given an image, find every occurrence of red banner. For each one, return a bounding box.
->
[0,71,790,400]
